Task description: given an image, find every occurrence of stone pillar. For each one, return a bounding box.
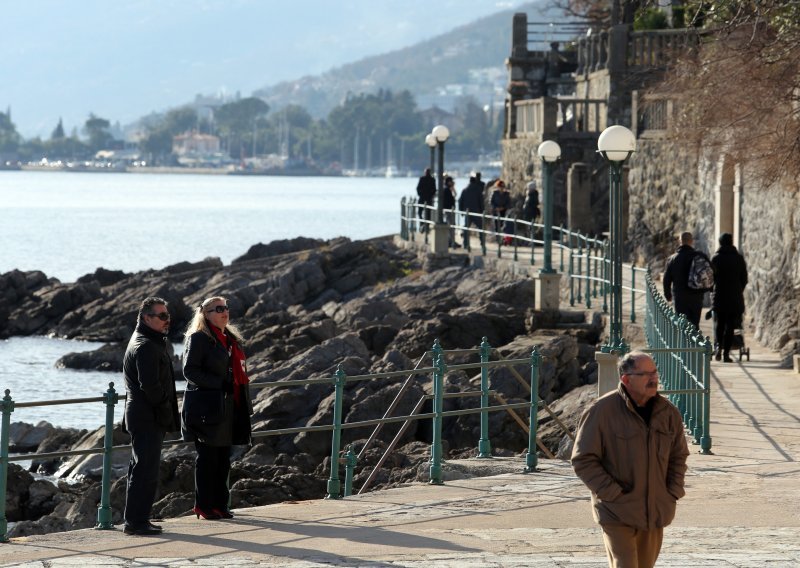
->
[595,351,619,397]
[534,272,562,310]
[430,224,449,255]
[714,159,735,247]
[733,163,743,249]
[567,163,591,233]
[511,13,528,58]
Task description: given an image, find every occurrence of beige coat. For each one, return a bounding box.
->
[571,384,689,530]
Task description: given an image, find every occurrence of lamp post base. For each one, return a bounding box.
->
[534,272,562,310]
[430,223,450,254]
[595,351,620,397]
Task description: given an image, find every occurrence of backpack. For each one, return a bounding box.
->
[687,252,714,291]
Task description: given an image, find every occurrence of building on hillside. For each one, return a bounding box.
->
[172,132,228,167]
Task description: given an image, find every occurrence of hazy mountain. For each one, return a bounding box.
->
[255,2,555,117]
[1,0,541,138]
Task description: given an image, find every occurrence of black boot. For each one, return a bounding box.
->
[723,351,733,363]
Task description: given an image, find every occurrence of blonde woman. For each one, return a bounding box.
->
[182,297,252,520]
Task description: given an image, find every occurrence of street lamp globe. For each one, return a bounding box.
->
[537,140,561,163]
[432,125,450,143]
[425,133,437,148]
[597,125,636,162]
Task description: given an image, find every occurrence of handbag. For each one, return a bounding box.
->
[182,388,225,426]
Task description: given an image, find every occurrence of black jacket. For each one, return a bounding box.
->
[663,245,705,312]
[711,245,748,313]
[182,330,252,447]
[458,180,485,214]
[416,174,436,204]
[123,323,180,434]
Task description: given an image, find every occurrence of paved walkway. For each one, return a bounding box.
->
[4,241,800,566]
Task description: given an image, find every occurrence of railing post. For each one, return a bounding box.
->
[326,365,347,499]
[700,337,713,454]
[559,225,565,272]
[463,210,471,253]
[568,231,575,306]
[529,221,535,265]
[477,337,492,458]
[524,348,540,472]
[585,243,592,309]
[400,196,407,240]
[429,340,445,485]
[576,232,583,304]
[481,212,487,256]
[95,382,119,530]
[0,390,15,542]
[630,265,637,323]
[512,217,519,262]
[603,241,609,313]
[342,444,357,497]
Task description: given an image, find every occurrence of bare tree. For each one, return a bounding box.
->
[657,1,800,188]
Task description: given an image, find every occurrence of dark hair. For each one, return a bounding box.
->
[719,232,733,247]
[138,296,168,322]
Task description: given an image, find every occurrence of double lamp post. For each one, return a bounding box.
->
[425,124,450,253]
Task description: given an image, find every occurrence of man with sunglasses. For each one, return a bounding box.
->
[571,351,689,568]
[121,296,180,536]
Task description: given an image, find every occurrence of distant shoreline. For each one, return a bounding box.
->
[14,164,339,176]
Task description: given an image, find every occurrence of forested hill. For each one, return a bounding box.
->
[254,1,540,117]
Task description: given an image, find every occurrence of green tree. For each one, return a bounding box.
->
[0,111,21,153]
[51,118,65,140]
[83,114,114,153]
[215,97,270,159]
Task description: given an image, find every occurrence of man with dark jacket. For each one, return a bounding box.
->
[458,174,486,246]
[662,232,706,328]
[415,168,436,227]
[711,233,748,362]
[572,352,689,568]
[122,297,180,535]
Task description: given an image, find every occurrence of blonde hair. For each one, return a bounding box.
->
[183,296,245,349]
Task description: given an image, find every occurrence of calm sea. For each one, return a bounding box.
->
[1,170,447,430]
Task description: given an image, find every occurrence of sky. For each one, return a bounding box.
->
[0,0,535,138]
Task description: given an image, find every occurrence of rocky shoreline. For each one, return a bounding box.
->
[0,235,602,537]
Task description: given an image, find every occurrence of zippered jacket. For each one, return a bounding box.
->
[571,384,689,529]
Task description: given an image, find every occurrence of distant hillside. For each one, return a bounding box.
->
[254,2,543,117]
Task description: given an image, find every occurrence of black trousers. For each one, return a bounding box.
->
[194,441,232,510]
[715,309,742,355]
[124,429,165,526]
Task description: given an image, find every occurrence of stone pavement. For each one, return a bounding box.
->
[3,313,800,567]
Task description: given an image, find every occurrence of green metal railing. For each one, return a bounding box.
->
[644,272,713,454]
[0,339,543,542]
[400,199,711,452]
[400,199,648,322]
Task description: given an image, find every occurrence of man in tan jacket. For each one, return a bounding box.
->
[571,351,689,567]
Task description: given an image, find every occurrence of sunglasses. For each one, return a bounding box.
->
[205,305,229,314]
[147,312,171,321]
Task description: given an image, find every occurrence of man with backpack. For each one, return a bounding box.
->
[663,232,712,329]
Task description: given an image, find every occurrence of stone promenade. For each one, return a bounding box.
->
[3,312,800,566]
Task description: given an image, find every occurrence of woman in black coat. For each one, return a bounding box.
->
[182,296,252,519]
[711,233,748,362]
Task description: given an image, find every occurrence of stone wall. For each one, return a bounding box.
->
[626,135,800,363]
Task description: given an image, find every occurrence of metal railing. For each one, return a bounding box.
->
[400,198,648,323]
[644,272,713,454]
[0,339,544,542]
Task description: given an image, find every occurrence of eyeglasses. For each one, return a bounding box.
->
[147,312,171,321]
[625,371,658,377]
[205,305,229,314]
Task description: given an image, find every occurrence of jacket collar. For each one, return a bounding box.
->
[135,322,169,344]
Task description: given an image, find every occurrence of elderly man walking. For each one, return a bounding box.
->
[571,351,689,568]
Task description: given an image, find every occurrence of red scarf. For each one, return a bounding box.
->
[209,325,249,406]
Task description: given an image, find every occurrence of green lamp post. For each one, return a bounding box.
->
[431,125,450,225]
[597,125,636,354]
[536,140,561,274]
[425,133,436,178]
